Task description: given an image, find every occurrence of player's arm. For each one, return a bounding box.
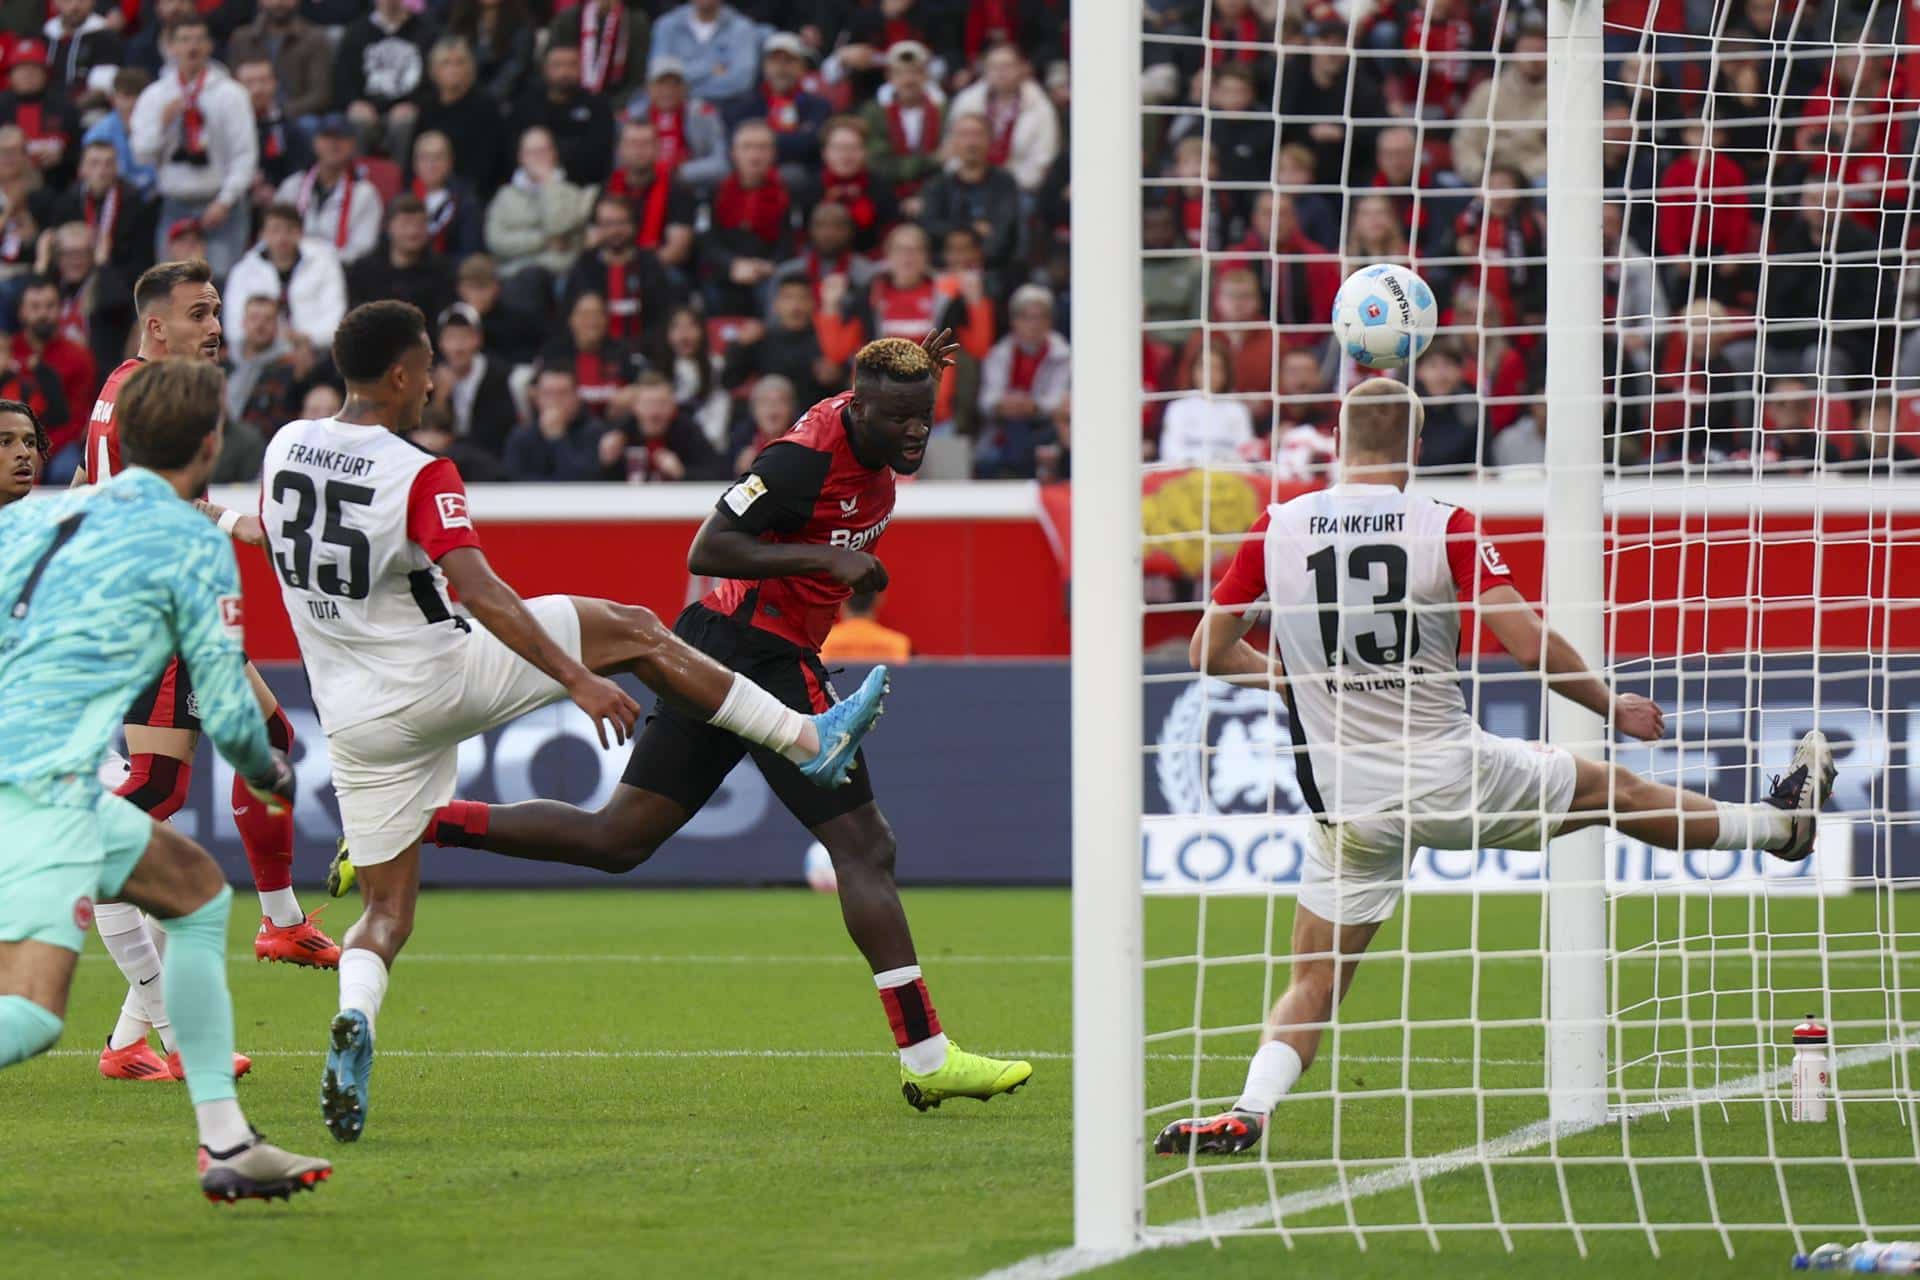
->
[1187,511,1286,688]
[170,540,291,805]
[194,497,267,547]
[1475,585,1662,740]
[688,441,887,591]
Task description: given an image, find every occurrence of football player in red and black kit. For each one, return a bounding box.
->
[78,260,338,1085]
[399,335,1033,1110]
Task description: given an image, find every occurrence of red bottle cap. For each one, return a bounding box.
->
[1793,1017,1829,1045]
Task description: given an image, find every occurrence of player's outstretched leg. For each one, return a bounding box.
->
[1156,903,1383,1157]
[114,818,331,1201]
[809,803,1032,1111]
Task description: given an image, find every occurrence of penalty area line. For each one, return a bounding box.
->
[40,1047,1544,1066]
[974,1035,1920,1280]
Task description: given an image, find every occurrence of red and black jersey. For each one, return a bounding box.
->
[82,354,142,482]
[704,390,894,652]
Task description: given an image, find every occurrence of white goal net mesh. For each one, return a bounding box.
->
[1136,0,1920,1255]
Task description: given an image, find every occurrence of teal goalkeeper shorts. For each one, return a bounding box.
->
[0,783,154,953]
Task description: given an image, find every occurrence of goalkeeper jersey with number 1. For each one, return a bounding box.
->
[0,468,274,808]
[1211,482,1517,820]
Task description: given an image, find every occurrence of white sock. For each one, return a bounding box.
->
[1713,801,1792,851]
[257,887,303,928]
[94,903,161,1051]
[195,1098,251,1152]
[708,673,812,762]
[1234,1041,1304,1115]
[874,965,950,1073]
[338,949,390,1038]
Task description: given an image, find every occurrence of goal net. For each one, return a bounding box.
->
[1066,0,1920,1262]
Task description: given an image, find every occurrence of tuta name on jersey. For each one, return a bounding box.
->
[283,442,379,479]
[1307,512,1406,536]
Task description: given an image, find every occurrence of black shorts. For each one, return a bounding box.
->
[621,603,874,831]
[125,657,201,732]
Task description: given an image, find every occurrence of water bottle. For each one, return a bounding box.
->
[1792,1013,1832,1123]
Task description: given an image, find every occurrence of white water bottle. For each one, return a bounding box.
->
[1792,1014,1832,1123]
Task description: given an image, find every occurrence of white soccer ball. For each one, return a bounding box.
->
[1330,263,1438,370]
[802,842,838,893]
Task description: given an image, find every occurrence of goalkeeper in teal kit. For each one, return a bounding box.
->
[0,360,333,1203]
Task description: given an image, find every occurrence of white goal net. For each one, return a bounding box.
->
[1066,0,1920,1262]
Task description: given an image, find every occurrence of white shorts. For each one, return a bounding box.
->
[1298,731,1579,926]
[326,595,582,866]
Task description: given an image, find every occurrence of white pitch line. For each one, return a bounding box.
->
[974,1036,1920,1280]
[73,952,1073,966]
[39,1047,1549,1067]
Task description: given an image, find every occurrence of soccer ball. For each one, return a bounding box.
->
[1330,263,1438,370]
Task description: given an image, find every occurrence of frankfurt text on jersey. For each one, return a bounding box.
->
[1308,512,1406,536]
[283,443,378,479]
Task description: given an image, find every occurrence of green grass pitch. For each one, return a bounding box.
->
[4,887,1915,1278]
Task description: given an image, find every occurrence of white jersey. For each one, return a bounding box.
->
[259,417,482,734]
[1213,482,1514,818]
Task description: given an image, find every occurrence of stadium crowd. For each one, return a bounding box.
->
[0,0,1913,487]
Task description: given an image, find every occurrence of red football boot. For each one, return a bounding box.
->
[168,1050,253,1081]
[99,1037,172,1081]
[255,904,340,968]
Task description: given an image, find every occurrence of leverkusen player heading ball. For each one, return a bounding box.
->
[386,333,1035,1113]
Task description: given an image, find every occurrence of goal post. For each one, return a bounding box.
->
[1543,0,1611,1134]
[1069,0,1146,1253]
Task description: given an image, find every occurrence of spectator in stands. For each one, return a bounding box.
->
[456,252,542,364]
[335,0,437,162]
[976,283,1069,478]
[1753,183,1891,383]
[1453,169,1546,329]
[1278,19,1387,187]
[505,365,605,480]
[1603,199,1666,377]
[14,272,93,446]
[277,114,384,266]
[1229,191,1338,356]
[0,326,69,470]
[0,40,82,188]
[1397,0,1486,120]
[238,59,313,214]
[1167,62,1270,186]
[609,369,727,482]
[1169,0,1274,90]
[1752,376,1852,472]
[1850,399,1920,474]
[1412,338,1479,470]
[1451,13,1549,184]
[348,194,456,334]
[1272,140,1339,251]
[821,592,912,662]
[1367,125,1457,259]
[1649,298,1750,464]
[513,40,615,189]
[226,0,331,121]
[226,294,288,420]
[947,43,1058,193]
[485,125,595,309]
[649,0,766,105]
[0,127,52,294]
[1158,344,1253,466]
[233,300,319,435]
[564,192,674,346]
[51,140,152,278]
[606,120,697,279]
[160,215,207,263]
[1271,348,1338,483]
[816,221,988,379]
[1140,202,1201,348]
[408,130,484,259]
[722,31,830,182]
[1492,397,1547,468]
[43,0,122,108]
[662,304,730,454]
[447,0,536,106]
[1602,101,1657,250]
[123,0,189,77]
[547,0,650,102]
[1157,135,1228,253]
[730,371,793,470]
[224,200,348,348]
[409,400,503,481]
[1348,191,1412,266]
[80,67,153,198]
[626,57,730,193]
[41,220,131,376]
[812,117,894,254]
[919,112,1022,290]
[773,200,872,304]
[1177,267,1272,407]
[542,290,649,422]
[429,304,515,461]
[862,42,943,214]
[722,275,835,406]
[302,384,343,420]
[1654,124,1754,306]
[130,16,254,275]
[416,37,505,193]
[830,0,950,101]
[701,119,790,316]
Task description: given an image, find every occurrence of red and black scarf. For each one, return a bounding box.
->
[819,167,877,234]
[412,178,457,253]
[712,170,789,247]
[650,106,686,172]
[297,163,363,251]
[579,2,629,97]
[178,66,208,158]
[607,166,673,248]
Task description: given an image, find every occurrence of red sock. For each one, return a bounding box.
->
[427,800,490,847]
[876,968,942,1048]
[116,753,190,821]
[233,707,297,893]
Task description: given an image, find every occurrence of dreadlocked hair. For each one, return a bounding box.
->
[853,338,935,383]
[0,398,49,462]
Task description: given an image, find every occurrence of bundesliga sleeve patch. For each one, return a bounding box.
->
[436,492,473,530]
[1479,541,1512,577]
[723,475,768,516]
[218,594,245,642]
